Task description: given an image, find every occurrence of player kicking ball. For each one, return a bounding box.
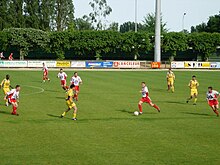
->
[60,84,78,120]
[186,75,199,105]
[206,87,219,117]
[138,82,160,114]
[57,68,68,91]
[5,85,21,116]
[166,68,175,92]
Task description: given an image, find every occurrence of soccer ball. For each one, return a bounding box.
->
[134,111,139,116]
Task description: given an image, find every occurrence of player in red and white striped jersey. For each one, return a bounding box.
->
[42,63,50,82]
[138,82,160,114]
[57,68,68,91]
[5,85,21,116]
[206,87,220,117]
[70,72,82,101]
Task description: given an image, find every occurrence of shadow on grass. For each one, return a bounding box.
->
[0,110,11,115]
[182,112,212,116]
[55,97,65,100]
[165,101,187,105]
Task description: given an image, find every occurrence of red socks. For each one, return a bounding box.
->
[214,110,219,115]
[138,104,142,113]
[153,104,160,111]
[12,106,17,115]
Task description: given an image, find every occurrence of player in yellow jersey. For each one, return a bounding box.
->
[166,69,175,92]
[60,84,78,120]
[0,75,13,106]
[186,75,199,105]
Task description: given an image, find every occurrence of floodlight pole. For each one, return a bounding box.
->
[154,0,161,62]
[182,13,186,32]
[135,0,138,32]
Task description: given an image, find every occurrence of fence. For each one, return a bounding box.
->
[1,60,220,69]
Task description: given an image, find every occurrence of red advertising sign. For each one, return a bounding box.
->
[113,61,141,68]
[151,62,161,69]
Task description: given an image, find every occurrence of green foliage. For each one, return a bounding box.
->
[191,12,220,33]
[88,0,112,30]
[3,28,49,59]
[162,32,188,60]
[120,22,145,33]
[189,33,220,61]
[75,17,94,31]
[142,13,168,33]
[1,28,220,61]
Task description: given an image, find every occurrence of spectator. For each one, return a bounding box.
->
[8,53,13,61]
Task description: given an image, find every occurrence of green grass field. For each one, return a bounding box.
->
[0,70,220,165]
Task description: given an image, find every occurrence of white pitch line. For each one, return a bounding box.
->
[22,85,45,96]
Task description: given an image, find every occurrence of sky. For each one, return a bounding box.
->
[74,0,220,32]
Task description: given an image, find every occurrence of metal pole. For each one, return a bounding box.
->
[182,13,186,32]
[135,0,138,32]
[154,0,161,62]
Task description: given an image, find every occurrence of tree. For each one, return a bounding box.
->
[3,28,49,60]
[7,0,25,28]
[191,12,220,33]
[162,32,188,61]
[88,0,112,30]
[0,0,9,30]
[24,0,40,29]
[39,0,55,31]
[52,0,75,31]
[119,22,145,33]
[189,33,219,61]
[75,16,94,30]
[107,22,119,31]
[142,13,168,33]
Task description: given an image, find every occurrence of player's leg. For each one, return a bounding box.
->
[167,81,170,91]
[74,86,79,101]
[138,100,144,114]
[170,81,174,93]
[213,104,219,117]
[193,94,197,105]
[149,101,160,112]
[186,90,193,103]
[42,73,46,82]
[61,108,71,118]
[72,105,78,120]
[11,102,18,115]
[3,89,9,106]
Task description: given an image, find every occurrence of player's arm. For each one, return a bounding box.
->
[79,77,83,84]
[173,74,175,80]
[0,79,4,89]
[188,81,191,88]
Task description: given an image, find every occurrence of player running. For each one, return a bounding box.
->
[70,72,82,101]
[166,68,175,92]
[42,63,50,82]
[57,68,68,91]
[60,84,78,120]
[5,85,21,116]
[0,75,13,106]
[206,87,219,117]
[186,75,199,105]
[138,82,160,114]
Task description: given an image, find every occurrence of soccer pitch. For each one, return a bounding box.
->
[0,70,220,165]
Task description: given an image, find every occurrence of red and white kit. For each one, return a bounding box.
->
[58,72,67,85]
[140,86,151,103]
[70,76,82,91]
[7,89,19,103]
[43,65,49,76]
[207,90,219,106]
